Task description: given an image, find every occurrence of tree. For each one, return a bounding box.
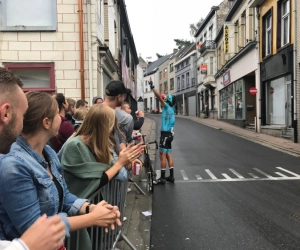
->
[189,18,204,37]
[174,39,192,49]
[156,53,163,59]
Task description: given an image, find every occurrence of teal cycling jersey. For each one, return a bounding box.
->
[161,103,175,132]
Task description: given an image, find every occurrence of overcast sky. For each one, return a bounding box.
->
[125,0,223,62]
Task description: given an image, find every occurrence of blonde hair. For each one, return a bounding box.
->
[74,108,87,121]
[74,104,120,164]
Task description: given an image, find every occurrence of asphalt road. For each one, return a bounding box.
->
[149,115,300,250]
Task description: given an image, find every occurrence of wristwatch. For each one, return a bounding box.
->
[86,203,92,214]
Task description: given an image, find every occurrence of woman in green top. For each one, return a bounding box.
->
[61,104,144,249]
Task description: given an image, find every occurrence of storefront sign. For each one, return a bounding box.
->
[200,64,207,74]
[222,71,231,86]
[224,25,229,53]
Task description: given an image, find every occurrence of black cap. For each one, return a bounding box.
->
[105,80,131,96]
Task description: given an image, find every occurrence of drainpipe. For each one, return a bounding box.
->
[78,0,85,100]
[293,0,298,142]
[87,0,93,105]
[256,6,261,133]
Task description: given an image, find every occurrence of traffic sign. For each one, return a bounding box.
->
[249,87,257,95]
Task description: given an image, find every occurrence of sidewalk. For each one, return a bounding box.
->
[177,115,300,157]
[116,117,156,250]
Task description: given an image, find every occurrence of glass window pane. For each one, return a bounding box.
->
[283,17,289,44]
[11,69,50,88]
[6,0,55,27]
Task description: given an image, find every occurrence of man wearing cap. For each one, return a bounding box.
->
[149,80,176,184]
[103,80,133,148]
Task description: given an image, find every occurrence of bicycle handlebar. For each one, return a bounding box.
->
[141,134,158,149]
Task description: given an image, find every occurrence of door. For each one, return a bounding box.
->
[188,96,196,116]
[286,82,292,127]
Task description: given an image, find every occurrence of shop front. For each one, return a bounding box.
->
[260,44,295,140]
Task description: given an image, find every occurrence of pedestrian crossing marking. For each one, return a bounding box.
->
[229,169,244,179]
[205,169,217,179]
[276,167,300,177]
[253,168,275,179]
[248,173,259,179]
[174,167,300,183]
[180,170,189,180]
[222,174,232,179]
[275,172,288,177]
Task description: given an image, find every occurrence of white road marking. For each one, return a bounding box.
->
[276,167,300,177]
[222,174,232,179]
[175,176,300,183]
[180,170,189,180]
[195,175,202,180]
[248,173,259,179]
[253,168,276,179]
[275,172,288,177]
[229,169,244,179]
[205,169,218,179]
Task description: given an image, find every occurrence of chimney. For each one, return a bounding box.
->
[173,48,178,54]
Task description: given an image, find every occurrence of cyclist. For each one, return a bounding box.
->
[149,81,176,184]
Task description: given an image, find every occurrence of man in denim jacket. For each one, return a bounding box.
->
[0,68,65,250]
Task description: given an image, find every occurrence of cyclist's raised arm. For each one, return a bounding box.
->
[149,81,165,106]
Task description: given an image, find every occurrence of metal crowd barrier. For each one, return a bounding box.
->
[65,178,137,250]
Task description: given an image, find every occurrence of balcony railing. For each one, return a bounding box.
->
[199,40,216,54]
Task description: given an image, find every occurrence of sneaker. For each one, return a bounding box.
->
[153,177,166,185]
[165,176,175,183]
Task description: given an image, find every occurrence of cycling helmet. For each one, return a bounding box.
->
[166,94,176,107]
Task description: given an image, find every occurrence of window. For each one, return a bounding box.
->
[263,13,272,57]
[170,78,174,90]
[170,63,174,72]
[204,33,207,41]
[281,0,290,46]
[177,77,180,90]
[0,0,57,31]
[181,75,185,89]
[159,71,162,80]
[159,84,162,93]
[163,68,167,78]
[210,57,214,75]
[164,81,168,92]
[186,73,190,87]
[185,59,189,66]
[4,63,55,92]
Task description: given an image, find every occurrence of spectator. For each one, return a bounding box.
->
[121,102,145,131]
[73,108,88,132]
[65,98,76,125]
[76,99,88,110]
[61,104,144,198]
[50,93,74,152]
[92,96,103,104]
[60,104,144,250]
[0,68,66,250]
[103,80,132,150]
[0,91,122,249]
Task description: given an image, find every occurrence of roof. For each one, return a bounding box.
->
[119,0,139,64]
[215,0,243,43]
[194,6,219,37]
[144,54,172,76]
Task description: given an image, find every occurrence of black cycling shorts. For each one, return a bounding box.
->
[159,131,173,153]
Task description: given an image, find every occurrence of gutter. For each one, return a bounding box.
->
[87,0,93,106]
[78,0,85,99]
[293,0,298,142]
